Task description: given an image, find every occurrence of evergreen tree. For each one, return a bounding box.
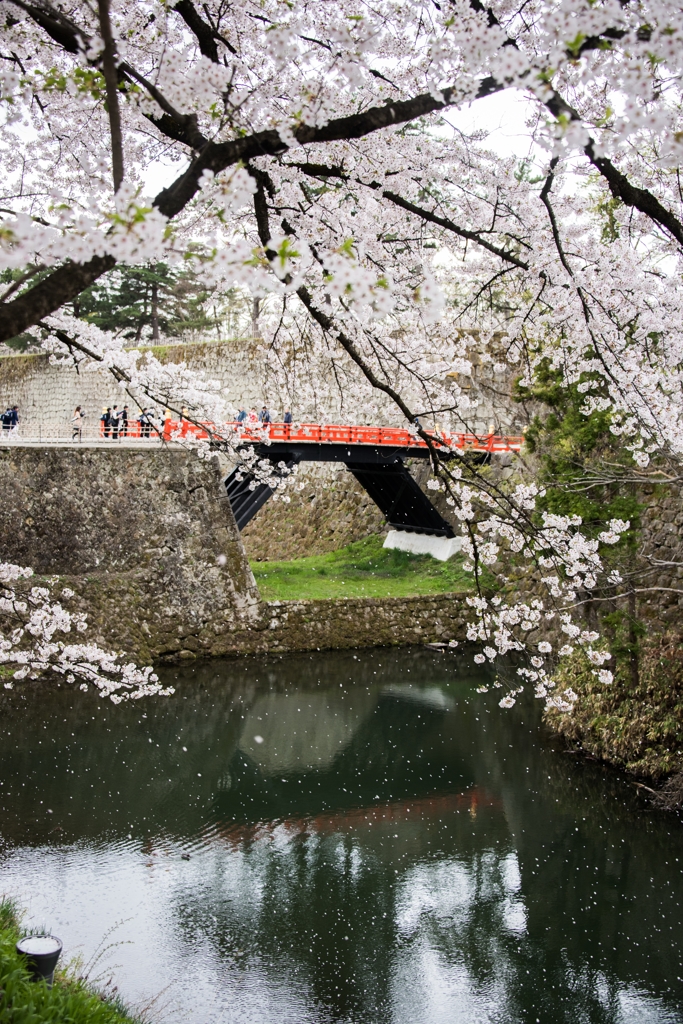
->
[75,262,218,343]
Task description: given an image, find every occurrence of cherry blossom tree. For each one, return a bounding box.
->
[1,0,683,705]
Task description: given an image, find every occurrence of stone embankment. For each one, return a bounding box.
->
[225,592,469,659]
[0,445,469,663]
[242,461,386,560]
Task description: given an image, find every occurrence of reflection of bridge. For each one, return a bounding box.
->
[190,422,525,536]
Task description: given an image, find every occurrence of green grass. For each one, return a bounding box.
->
[0,897,142,1024]
[251,533,474,601]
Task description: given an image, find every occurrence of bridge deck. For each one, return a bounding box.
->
[161,420,524,454]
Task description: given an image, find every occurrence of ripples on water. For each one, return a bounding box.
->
[1,647,682,1023]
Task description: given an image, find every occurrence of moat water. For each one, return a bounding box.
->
[1,647,683,1023]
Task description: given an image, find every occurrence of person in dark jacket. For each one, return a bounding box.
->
[259,406,271,424]
[101,407,112,438]
[283,409,293,424]
[120,405,129,438]
[111,405,120,440]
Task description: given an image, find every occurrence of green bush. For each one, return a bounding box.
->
[546,634,683,778]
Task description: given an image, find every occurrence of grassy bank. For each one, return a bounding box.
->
[546,632,683,783]
[251,534,473,601]
[0,898,140,1024]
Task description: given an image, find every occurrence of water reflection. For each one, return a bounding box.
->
[1,647,682,1023]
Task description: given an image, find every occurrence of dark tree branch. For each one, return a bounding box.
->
[153,84,479,219]
[296,284,417,426]
[0,255,116,341]
[584,140,683,248]
[379,188,529,268]
[174,0,237,59]
[7,0,84,53]
[290,162,529,268]
[97,0,123,191]
[119,62,208,149]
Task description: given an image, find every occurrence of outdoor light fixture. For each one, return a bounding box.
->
[16,935,63,987]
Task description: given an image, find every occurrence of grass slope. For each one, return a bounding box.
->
[0,898,141,1024]
[251,534,473,601]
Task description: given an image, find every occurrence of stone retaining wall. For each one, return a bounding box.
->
[0,340,262,436]
[216,592,470,660]
[0,445,262,664]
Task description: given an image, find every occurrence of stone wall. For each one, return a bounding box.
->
[0,340,263,437]
[0,443,471,664]
[638,488,683,626]
[242,462,386,560]
[224,592,470,657]
[0,445,262,664]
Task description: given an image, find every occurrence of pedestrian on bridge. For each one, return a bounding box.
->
[111,405,121,440]
[139,408,153,438]
[101,407,111,438]
[236,408,247,424]
[120,405,129,438]
[71,405,86,441]
[247,408,258,425]
[259,406,271,424]
[283,409,292,424]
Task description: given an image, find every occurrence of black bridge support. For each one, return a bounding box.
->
[345,462,453,537]
[224,458,297,531]
[225,443,454,536]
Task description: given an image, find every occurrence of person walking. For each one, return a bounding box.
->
[71,405,86,441]
[101,406,112,438]
[258,405,271,424]
[247,407,258,425]
[120,405,129,438]
[283,409,293,424]
[111,405,120,440]
[1,407,12,432]
[138,408,151,438]
[236,407,247,424]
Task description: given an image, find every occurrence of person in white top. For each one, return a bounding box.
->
[71,405,86,441]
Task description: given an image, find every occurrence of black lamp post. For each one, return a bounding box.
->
[16,935,63,987]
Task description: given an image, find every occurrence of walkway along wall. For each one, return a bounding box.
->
[0,445,471,664]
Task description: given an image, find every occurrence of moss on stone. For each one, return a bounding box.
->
[0,351,49,383]
[546,633,683,779]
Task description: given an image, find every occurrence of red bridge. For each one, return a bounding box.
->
[101,419,523,536]
[160,420,524,455]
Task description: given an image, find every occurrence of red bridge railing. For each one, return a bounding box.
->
[99,420,524,452]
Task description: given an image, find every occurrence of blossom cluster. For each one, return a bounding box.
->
[0,562,174,703]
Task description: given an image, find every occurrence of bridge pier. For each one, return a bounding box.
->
[0,446,261,663]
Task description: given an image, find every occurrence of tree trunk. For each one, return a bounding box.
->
[251,296,261,339]
[628,586,639,689]
[152,280,160,341]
